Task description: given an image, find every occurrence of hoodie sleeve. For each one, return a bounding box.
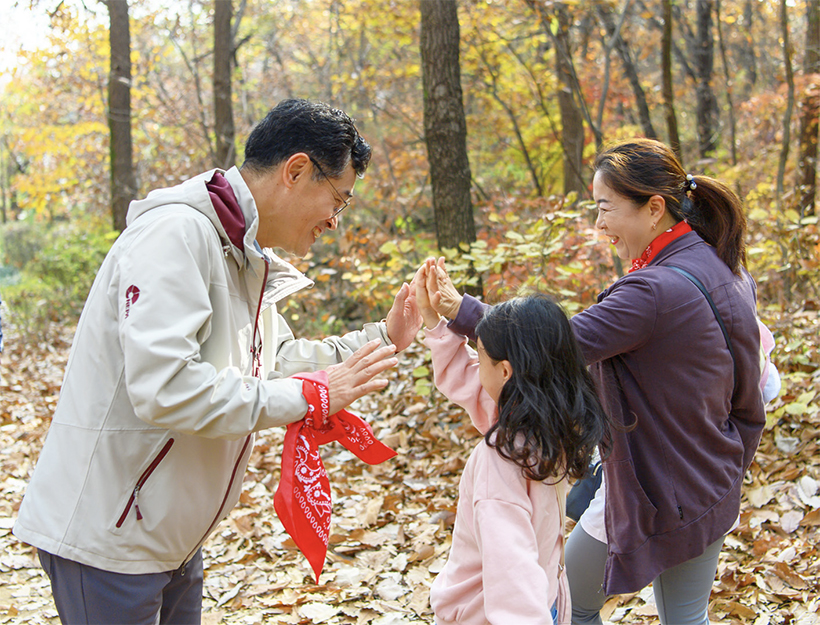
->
[422,319,497,435]
[118,210,309,439]
[475,499,554,625]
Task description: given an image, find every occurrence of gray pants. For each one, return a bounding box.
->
[38,549,203,625]
[565,525,723,625]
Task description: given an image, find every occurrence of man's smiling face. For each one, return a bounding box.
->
[252,154,356,256]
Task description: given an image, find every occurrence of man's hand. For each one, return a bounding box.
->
[428,257,464,320]
[325,340,398,415]
[385,282,422,352]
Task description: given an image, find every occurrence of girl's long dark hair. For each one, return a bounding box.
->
[594,138,747,274]
[476,294,608,482]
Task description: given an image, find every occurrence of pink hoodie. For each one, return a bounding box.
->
[424,320,571,625]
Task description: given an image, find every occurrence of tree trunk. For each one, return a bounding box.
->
[214,0,236,170]
[778,0,796,301]
[716,0,737,165]
[662,0,681,157]
[741,0,757,98]
[106,0,137,232]
[637,0,697,84]
[0,139,7,223]
[695,0,719,158]
[596,2,657,140]
[798,0,820,217]
[419,0,476,252]
[777,0,794,214]
[554,4,586,196]
[530,0,589,194]
[528,0,600,171]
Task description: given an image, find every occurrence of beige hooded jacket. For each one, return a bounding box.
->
[13,167,388,573]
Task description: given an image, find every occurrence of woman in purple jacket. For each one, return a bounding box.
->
[424,138,765,625]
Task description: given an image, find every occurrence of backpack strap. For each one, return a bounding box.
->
[667,266,737,391]
[556,478,568,571]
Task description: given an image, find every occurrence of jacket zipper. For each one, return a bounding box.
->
[250,257,270,378]
[181,433,253,569]
[115,438,175,528]
[181,259,266,567]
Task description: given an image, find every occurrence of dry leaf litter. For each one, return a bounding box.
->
[0,311,818,624]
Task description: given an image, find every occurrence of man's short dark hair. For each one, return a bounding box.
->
[242,99,371,179]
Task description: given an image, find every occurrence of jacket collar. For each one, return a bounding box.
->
[125,168,314,302]
[597,231,705,303]
[647,230,703,266]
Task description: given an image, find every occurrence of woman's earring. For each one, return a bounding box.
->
[652,223,657,230]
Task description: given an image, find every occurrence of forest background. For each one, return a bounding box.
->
[0,0,818,623]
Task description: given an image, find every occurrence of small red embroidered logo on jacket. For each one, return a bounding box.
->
[125,285,140,319]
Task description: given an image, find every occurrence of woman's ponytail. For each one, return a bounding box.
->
[685,176,747,274]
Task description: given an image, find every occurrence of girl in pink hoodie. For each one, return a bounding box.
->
[415,263,608,625]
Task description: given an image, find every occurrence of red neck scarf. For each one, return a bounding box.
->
[629,221,692,272]
[274,370,396,583]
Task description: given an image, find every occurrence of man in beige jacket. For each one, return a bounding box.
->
[14,99,421,624]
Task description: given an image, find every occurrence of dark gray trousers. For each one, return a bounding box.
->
[565,525,724,625]
[38,549,203,625]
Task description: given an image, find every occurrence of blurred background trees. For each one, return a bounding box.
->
[0,0,818,335]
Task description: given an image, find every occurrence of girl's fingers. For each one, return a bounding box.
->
[426,261,439,293]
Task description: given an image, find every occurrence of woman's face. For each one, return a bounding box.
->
[593,171,655,261]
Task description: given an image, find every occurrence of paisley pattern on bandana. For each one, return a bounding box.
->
[292,433,331,545]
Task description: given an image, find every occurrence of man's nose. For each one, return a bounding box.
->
[327,215,339,230]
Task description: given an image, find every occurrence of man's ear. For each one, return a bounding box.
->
[281,152,311,189]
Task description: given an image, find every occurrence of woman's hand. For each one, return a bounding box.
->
[428,257,464,320]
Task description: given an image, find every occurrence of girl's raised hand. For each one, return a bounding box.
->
[413,260,441,329]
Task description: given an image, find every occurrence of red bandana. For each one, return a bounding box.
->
[629,221,692,272]
[274,370,396,583]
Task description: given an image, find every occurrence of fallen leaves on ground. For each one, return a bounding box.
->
[0,310,818,624]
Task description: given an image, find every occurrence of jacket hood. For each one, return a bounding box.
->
[127,167,258,268]
[125,167,313,301]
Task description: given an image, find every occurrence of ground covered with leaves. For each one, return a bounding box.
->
[0,310,818,625]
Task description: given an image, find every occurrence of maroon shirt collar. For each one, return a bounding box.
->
[206,171,246,251]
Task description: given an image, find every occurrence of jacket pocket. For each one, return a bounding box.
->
[115,437,175,529]
[605,458,661,555]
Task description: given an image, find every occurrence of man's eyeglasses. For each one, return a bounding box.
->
[309,156,351,217]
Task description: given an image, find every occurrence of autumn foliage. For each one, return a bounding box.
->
[1,0,819,623]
